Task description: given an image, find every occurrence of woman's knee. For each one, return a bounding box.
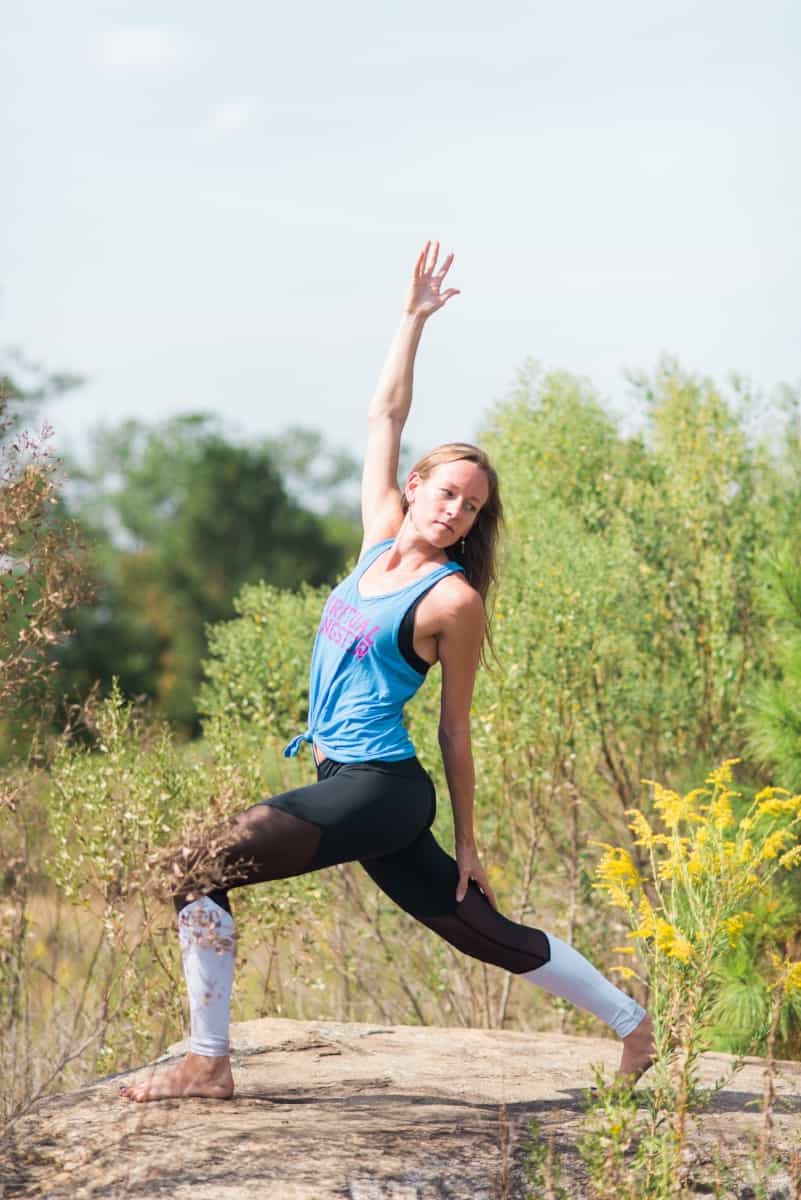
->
[173,886,230,915]
[169,809,256,913]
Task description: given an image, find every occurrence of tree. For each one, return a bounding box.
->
[58,414,359,729]
[264,425,361,519]
[748,547,801,791]
[0,386,90,735]
[194,358,795,1034]
[0,346,82,429]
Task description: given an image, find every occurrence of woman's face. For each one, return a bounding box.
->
[406,459,489,549]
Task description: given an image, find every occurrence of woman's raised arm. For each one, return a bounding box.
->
[360,241,460,552]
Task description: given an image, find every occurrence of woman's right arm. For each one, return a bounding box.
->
[360,241,459,554]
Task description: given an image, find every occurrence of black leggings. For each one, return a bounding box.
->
[176,756,550,974]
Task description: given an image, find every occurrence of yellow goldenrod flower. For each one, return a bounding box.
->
[653,917,695,963]
[779,845,801,871]
[759,829,793,861]
[630,895,657,940]
[629,892,695,962]
[756,796,801,819]
[737,838,754,864]
[756,799,787,818]
[658,846,688,881]
[724,915,746,948]
[784,962,801,996]
[706,759,741,787]
[686,850,706,878]
[592,843,641,907]
[652,918,674,951]
[627,808,655,847]
[610,965,638,980]
[646,781,703,828]
[591,767,797,985]
[706,788,737,832]
[596,882,634,910]
[667,931,695,964]
[754,786,791,803]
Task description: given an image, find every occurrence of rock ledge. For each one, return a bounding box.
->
[3,1017,800,1199]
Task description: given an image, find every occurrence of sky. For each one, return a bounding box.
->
[3,1,800,465]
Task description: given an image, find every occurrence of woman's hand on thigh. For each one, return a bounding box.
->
[455,841,497,909]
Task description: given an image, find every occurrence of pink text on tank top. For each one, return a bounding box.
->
[319,595,380,661]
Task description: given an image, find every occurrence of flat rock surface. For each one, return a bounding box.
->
[3,1018,800,1199]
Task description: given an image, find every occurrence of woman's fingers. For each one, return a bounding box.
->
[436,252,454,280]
[414,241,456,284]
[469,861,497,909]
[480,875,499,911]
[455,862,498,909]
[408,242,459,317]
[456,866,470,904]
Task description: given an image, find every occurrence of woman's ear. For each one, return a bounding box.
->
[405,471,422,507]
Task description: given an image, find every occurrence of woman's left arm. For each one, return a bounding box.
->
[436,586,498,909]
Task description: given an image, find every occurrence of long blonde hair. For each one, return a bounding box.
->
[401,442,503,664]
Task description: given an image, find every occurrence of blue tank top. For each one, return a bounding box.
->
[284,540,465,762]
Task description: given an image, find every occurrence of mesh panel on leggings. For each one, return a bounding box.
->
[174,803,322,914]
[362,830,551,974]
[172,757,551,978]
[173,756,435,914]
[418,884,551,974]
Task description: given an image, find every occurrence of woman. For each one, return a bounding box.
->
[121,242,653,1102]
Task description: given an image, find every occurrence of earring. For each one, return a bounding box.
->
[460,537,465,555]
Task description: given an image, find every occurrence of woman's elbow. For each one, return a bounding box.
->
[438,723,472,752]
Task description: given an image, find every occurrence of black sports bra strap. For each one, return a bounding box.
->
[398,592,432,675]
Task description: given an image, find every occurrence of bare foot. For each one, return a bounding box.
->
[617,1013,655,1082]
[119,1052,234,1102]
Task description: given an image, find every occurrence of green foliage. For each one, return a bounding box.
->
[48,683,210,905]
[481,359,773,796]
[538,762,801,1199]
[72,414,350,595]
[44,684,330,1070]
[264,425,361,520]
[197,579,328,741]
[10,351,801,1118]
[196,359,798,1037]
[525,1119,570,1199]
[576,1071,682,1200]
[748,546,801,790]
[57,414,359,729]
[710,885,801,1054]
[0,394,91,751]
[595,762,801,1056]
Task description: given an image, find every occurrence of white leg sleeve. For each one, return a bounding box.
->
[178,896,236,1057]
[522,933,646,1039]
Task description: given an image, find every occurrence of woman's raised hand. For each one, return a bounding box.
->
[404,240,460,320]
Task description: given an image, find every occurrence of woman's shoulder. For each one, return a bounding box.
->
[358,537,394,563]
[424,570,484,621]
